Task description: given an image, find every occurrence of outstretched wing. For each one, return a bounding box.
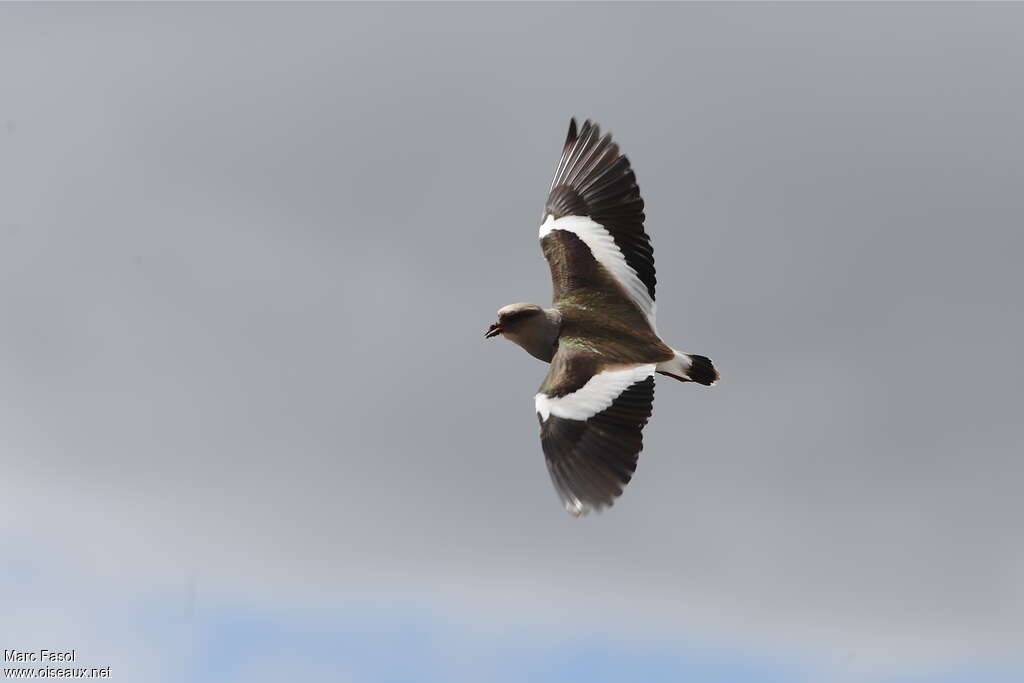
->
[540,118,657,329]
[535,346,656,517]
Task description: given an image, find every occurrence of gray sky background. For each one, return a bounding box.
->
[2,2,1023,676]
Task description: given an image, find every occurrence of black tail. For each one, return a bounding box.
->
[656,351,720,386]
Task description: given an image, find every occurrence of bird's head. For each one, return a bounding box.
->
[485,303,544,339]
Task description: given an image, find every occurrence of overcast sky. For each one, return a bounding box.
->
[2,4,1023,682]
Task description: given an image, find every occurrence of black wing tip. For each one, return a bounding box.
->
[566,117,578,146]
[563,498,605,518]
[554,479,617,518]
[566,117,613,144]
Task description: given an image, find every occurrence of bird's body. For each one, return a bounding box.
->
[487,119,719,517]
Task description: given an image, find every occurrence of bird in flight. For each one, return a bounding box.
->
[486,118,719,517]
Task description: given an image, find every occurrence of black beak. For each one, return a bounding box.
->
[485,323,502,339]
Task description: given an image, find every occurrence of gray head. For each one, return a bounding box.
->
[485,303,561,363]
[484,303,545,339]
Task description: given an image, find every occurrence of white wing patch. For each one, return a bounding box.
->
[539,214,656,329]
[535,364,656,422]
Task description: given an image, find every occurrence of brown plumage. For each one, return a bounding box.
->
[486,118,720,516]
